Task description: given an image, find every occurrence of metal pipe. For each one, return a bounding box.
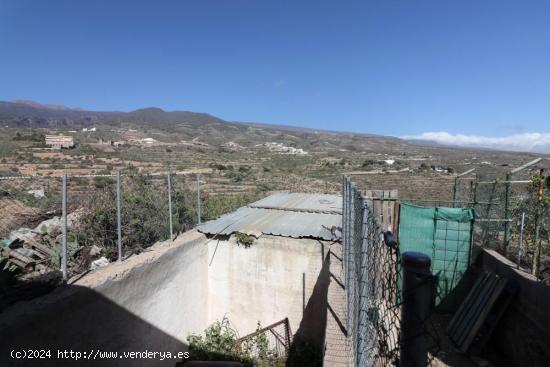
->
[453,168,477,207]
[362,197,500,205]
[457,168,476,177]
[532,168,545,277]
[116,171,122,262]
[452,176,459,208]
[476,180,532,185]
[196,173,201,224]
[61,174,68,283]
[517,211,525,269]
[400,251,433,367]
[167,169,173,241]
[510,157,542,174]
[504,173,512,255]
[357,199,370,367]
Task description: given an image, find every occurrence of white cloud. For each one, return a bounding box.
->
[401,131,550,154]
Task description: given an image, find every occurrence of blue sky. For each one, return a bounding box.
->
[1,1,549,151]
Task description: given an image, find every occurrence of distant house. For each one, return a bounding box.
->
[45,135,74,149]
[139,138,157,145]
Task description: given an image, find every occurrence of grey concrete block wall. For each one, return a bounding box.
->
[475,249,550,367]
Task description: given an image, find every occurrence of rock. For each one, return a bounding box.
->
[89,245,102,257]
[35,217,61,236]
[33,208,85,236]
[9,228,41,243]
[90,257,109,271]
[27,189,45,198]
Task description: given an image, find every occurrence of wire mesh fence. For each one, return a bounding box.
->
[452,166,549,278]
[0,170,210,309]
[342,176,440,367]
[236,318,292,366]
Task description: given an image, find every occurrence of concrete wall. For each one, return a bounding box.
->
[475,249,550,367]
[207,235,328,337]
[0,230,330,366]
[0,230,209,367]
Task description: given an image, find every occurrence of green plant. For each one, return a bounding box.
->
[187,319,284,366]
[186,317,253,365]
[511,173,549,277]
[234,231,256,247]
[49,240,80,269]
[76,175,196,259]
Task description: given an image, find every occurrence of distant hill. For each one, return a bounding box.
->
[0,101,112,127]
[3,100,539,157]
[11,100,80,111]
[0,100,412,151]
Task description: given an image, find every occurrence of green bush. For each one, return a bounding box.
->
[234,231,256,247]
[75,176,267,260]
[76,175,197,259]
[187,318,251,364]
[187,318,284,366]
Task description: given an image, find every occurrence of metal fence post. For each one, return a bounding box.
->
[400,251,433,367]
[532,168,545,277]
[503,172,512,255]
[61,174,68,283]
[517,211,525,269]
[505,158,542,256]
[196,173,201,224]
[116,171,122,262]
[357,199,369,367]
[167,169,173,241]
[452,176,458,208]
[346,178,353,333]
[348,182,357,353]
[342,176,346,273]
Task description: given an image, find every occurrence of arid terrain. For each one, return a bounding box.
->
[0,100,548,290]
[1,100,547,193]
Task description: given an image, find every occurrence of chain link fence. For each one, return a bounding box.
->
[342,176,441,367]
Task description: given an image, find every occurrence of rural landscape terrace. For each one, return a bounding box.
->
[1,99,546,194]
[1,2,550,365]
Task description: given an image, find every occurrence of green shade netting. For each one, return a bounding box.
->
[398,203,476,310]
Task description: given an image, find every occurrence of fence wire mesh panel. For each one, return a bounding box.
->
[342,177,440,367]
[236,318,291,366]
[0,171,208,308]
[451,168,549,277]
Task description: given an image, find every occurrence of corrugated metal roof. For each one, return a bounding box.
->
[249,192,342,214]
[198,193,342,241]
